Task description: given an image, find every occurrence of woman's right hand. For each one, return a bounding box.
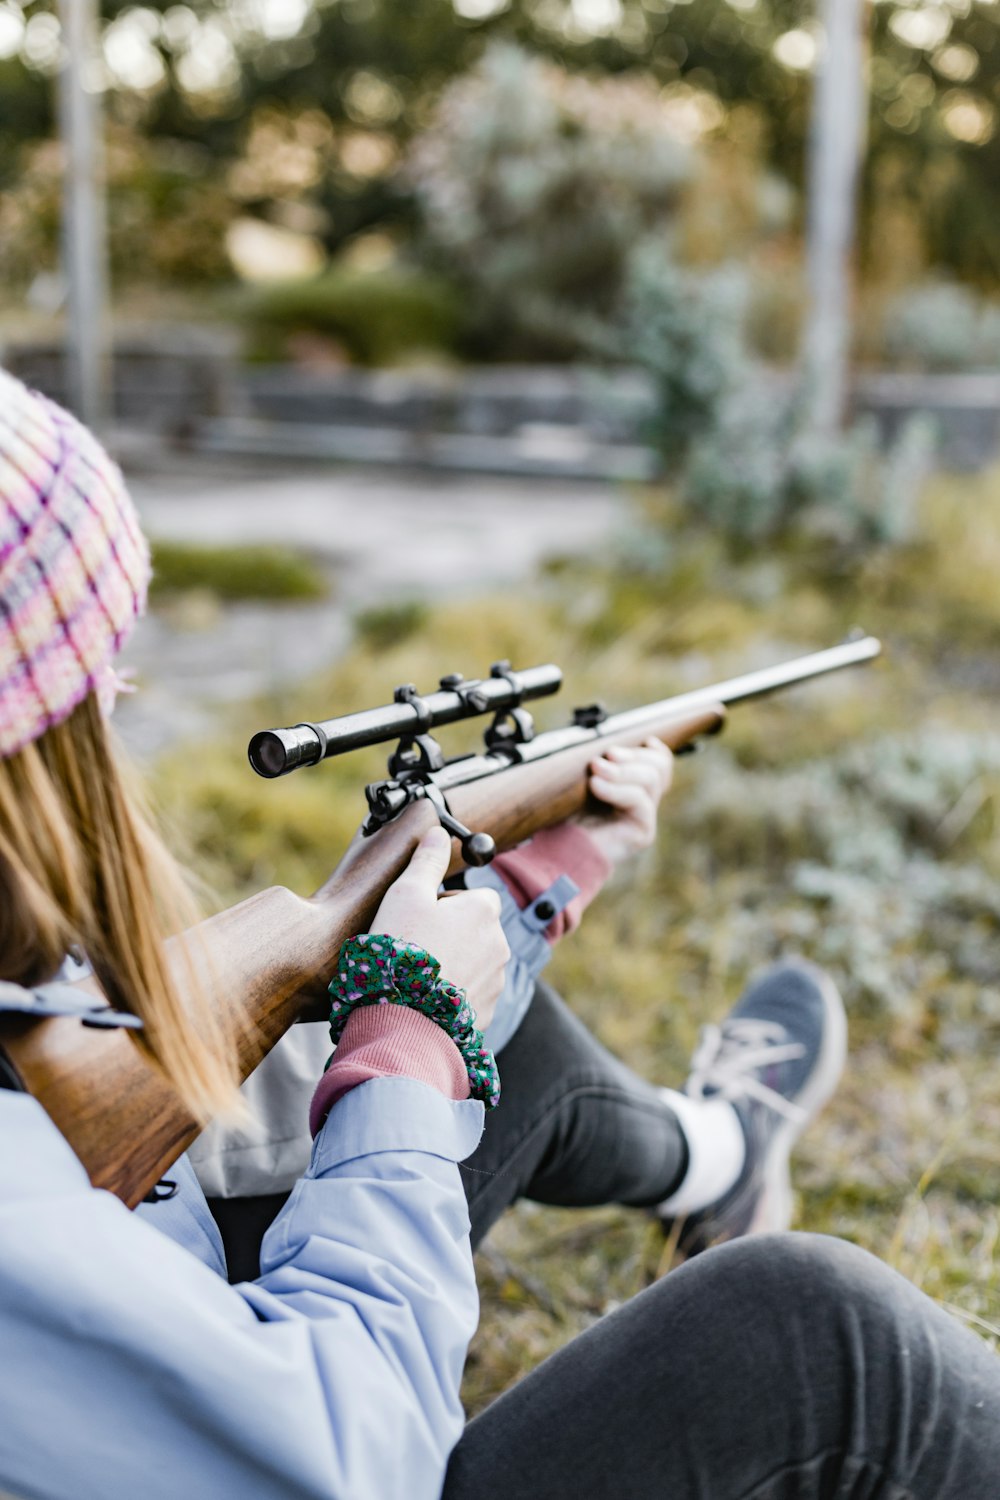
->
[369,826,509,1030]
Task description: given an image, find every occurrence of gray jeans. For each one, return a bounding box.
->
[445,983,1000,1498]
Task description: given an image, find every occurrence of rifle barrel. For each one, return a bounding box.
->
[605,634,882,734]
[427,635,882,792]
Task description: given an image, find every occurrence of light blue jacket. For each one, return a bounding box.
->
[0,869,579,1500]
[0,1079,484,1500]
[0,867,578,1500]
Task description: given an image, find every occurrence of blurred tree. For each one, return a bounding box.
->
[408,44,694,358]
[2,0,1000,294]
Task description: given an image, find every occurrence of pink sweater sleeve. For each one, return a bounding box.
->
[490,822,613,940]
[310,1005,470,1135]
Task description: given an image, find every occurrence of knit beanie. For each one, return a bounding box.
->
[0,368,150,760]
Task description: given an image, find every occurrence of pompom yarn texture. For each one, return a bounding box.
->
[0,369,150,759]
[329,933,501,1108]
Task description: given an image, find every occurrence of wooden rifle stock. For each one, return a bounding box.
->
[0,702,725,1208]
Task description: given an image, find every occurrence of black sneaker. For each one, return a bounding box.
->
[660,958,847,1259]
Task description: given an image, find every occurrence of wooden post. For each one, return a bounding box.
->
[57,0,110,432]
[803,0,868,432]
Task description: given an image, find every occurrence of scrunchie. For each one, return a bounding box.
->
[328,933,500,1108]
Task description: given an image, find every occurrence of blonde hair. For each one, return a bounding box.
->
[0,693,239,1123]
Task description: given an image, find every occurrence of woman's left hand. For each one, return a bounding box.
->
[573,738,674,866]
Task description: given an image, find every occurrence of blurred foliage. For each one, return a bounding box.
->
[880,278,1000,372]
[241,265,468,363]
[5,0,1000,300]
[0,126,233,287]
[150,540,328,600]
[406,44,790,362]
[682,398,936,548]
[674,729,1000,1015]
[623,251,748,459]
[408,43,692,359]
[353,599,431,652]
[150,461,1000,1409]
[623,242,937,546]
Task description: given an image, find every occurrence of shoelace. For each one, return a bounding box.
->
[686,1018,808,1122]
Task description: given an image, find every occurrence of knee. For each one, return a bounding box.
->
[566,1234,884,1473]
[691,1230,890,1307]
[677,1231,902,1336]
[649,1231,910,1390]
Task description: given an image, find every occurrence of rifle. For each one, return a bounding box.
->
[0,635,880,1208]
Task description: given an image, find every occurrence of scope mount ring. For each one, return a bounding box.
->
[484,659,534,753]
[387,732,446,779]
[484,705,535,754]
[393,683,433,733]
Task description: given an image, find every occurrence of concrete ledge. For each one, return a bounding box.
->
[853,370,1000,471]
[7,338,1000,474]
[190,416,660,482]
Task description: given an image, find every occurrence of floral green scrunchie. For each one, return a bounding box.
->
[328,933,501,1108]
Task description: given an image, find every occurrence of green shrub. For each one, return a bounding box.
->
[622,248,748,462]
[242,266,467,365]
[409,44,692,360]
[882,279,1000,373]
[619,246,935,549]
[682,399,933,548]
[150,541,328,602]
[673,730,1000,1019]
[353,599,430,652]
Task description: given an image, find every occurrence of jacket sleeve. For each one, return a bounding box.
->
[0,1083,483,1500]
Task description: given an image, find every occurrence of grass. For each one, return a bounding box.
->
[353,600,430,653]
[151,463,1000,1413]
[150,540,328,603]
[241,266,468,366]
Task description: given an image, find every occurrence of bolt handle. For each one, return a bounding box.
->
[423,785,496,867]
[435,806,497,868]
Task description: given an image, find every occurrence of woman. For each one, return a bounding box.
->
[1,366,998,1500]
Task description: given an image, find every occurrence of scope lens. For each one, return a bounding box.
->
[249,733,286,778]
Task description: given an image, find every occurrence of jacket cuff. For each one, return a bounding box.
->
[309,1076,484,1175]
[310,1005,470,1135]
[491,822,613,939]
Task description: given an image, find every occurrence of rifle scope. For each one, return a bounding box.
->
[249,662,562,778]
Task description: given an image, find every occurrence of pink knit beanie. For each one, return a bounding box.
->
[0,368,150,760]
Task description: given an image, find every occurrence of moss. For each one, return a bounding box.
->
[353,600,429,654]
[241,266,468,366]
[150,541,328,603]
